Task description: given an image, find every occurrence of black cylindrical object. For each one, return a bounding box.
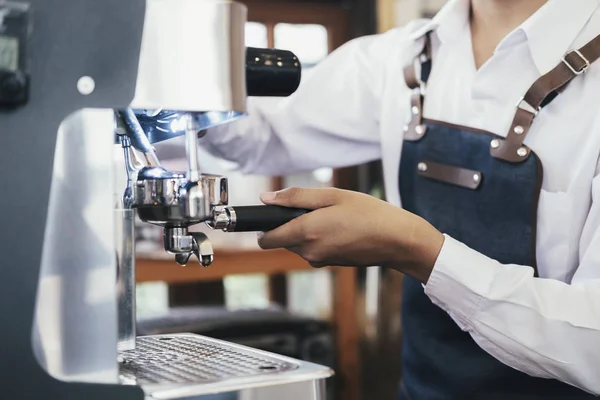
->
[246,47,302,97]
[231,205,309,232]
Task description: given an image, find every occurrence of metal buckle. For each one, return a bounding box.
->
[562,49,590,75]
[515,97,539,116]
[419,81,427,96]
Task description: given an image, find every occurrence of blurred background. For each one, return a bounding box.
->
[134,1,446,399]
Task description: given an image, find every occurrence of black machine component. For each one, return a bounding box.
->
[224,205,309,233]
[208,205,310,233]
[246,47,301,97]
[0,2,31,108]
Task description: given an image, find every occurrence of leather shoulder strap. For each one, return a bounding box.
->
[403,33,433,90]
[403,33,433,141]
[491,33,600,163]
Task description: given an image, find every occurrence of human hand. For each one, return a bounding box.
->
[257,187,445,283]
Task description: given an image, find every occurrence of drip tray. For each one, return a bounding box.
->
[118,333,332,399]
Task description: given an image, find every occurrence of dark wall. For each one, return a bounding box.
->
[344,0,386,197]
[244,0,378,38]
[343,0,378,39]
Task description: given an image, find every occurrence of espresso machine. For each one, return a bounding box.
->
[0,0,332,399]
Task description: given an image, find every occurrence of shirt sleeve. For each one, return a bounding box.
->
[198,29,408,176]
[424,172,600,394]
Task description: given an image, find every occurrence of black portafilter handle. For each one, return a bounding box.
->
[246,47,302,97]
[228,205,309,232]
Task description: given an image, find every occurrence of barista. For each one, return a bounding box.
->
[202,0,600,398]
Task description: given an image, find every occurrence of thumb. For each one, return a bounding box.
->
[260,187,339,209]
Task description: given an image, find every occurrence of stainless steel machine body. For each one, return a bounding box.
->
[0,0,331,399]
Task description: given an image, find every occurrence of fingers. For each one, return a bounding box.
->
[267,243,328,269]
[257,187,346,266]
[260,187,340,210]
[257,217,307,250]
[257,188,335,250]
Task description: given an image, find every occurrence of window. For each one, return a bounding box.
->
[274,23,329,69]
[245,22,268,48]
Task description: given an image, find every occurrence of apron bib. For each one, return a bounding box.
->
[398,32,600,400]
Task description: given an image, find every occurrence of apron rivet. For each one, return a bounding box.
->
[415,125,425,135]
[490,139,500,149]
[473,174,480,183]
[514,125,524,135]
[417,162,427,172]
[412,106,420,115]
[517,147,528,157]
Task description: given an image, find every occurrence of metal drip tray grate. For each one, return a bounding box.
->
[118,334,299,385]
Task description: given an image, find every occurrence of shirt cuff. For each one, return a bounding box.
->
[424,234,499,331]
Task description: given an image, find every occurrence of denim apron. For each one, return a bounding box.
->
[398,32,600,400]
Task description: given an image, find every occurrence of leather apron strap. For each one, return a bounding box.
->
[492,34,600,162]
[402,32,433,141]
[403,32,600,162]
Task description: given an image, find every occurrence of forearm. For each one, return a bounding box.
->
[201,98,381,176]
[424,235,600,394]
[199,33,405,176]
[387,213,445,283]
[200,97,304,175]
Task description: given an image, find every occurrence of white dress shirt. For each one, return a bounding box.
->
[202,0,600,393]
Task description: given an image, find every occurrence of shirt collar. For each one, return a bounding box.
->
[519,0,600,75]
[409,0,600,75]
[409,0,470,43]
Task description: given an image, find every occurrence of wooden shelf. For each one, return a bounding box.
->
[136,248,315,283]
